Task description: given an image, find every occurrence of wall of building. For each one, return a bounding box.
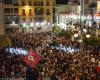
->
[3,0,55,33]
[18,0,55,32]
[0,2,5,35]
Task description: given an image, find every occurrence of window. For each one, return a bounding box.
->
[4,0,13,4]
[22,18,25,22]
[47,1,49,6]
[5,16,19,24]
[13,0,18,6]
[34,17,43,22]
[40,2,43,6]
[46,9,50,15]
[29,1,32,6]
[10,8,13,13]
[22,9,26,15]
[30,18,32,22]
[34,2,36,6]
[5,8,10,13]
[22,1,25,6]
[14,8,18,13]
[53,8,55,14]
[29,9,32,16]
[35,8,43,15]
[53,2,55,6]
[37,1,40,6]
[5,8,13,13]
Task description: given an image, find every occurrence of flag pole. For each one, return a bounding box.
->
[24,67,27,80]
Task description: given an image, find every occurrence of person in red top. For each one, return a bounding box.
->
[96,61,100,73]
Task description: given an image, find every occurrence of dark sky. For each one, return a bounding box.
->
[56,0,67,4]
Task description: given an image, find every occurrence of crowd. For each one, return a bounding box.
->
[0,31,100,80]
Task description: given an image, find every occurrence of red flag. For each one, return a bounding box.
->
[23,50,41,68]
[96,67,100,73]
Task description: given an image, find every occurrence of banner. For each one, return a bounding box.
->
[23,50,41,68]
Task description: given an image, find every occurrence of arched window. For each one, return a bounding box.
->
[47,1,49,6]
[22,1,25,6]
[29,1,32,6]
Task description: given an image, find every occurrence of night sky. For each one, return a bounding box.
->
[56,0,68,4]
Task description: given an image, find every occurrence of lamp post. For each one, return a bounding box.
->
[74,33,78,38]
[86,34,90,38]
[74,33,79,41]
[12,21,15,32]
[30,22,34,33]
[22,23,26,32]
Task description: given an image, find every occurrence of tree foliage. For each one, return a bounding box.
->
[0,35,11,48]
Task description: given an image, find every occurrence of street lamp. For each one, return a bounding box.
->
[23,23,26,27]
[78,39,83,43]
[86,34,90,38]
[41,22,44,26]
[83,28,87,34]
[30,23,34,26]
[47,22,50,25]
[12,21,15,32]
[74,33,79,41]
[36,22,39,26]
[74,34,78,38]
[22,23,26,32]
[43,20,47,25]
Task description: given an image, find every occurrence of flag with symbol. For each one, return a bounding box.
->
[23,50,41,68]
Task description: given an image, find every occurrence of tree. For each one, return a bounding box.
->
[0,35,11,48]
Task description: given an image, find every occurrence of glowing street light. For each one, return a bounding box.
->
[36,22,40,26]
[43,20,47,24]
[23,23,26,28]
[41,22,44,26]
[78,39,83,43]
[74,34,78,38]
[83,29,87,33]
[12,21,15,25]
[47,22,50,25]
[86,34,90,38]
[52,24,54,27]
[30,23,34,26]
